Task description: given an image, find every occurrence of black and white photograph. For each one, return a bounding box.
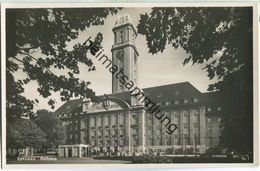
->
[1,2,259,168]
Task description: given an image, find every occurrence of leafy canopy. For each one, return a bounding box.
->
[138,7,253,153]
[34,109,66,149]
[6,8,120,119]
[7,119,47,149]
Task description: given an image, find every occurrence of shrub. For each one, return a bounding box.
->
[185,148,194,154]
[205,146,222,155]
[175,148,183,154]
[165,148,173,154]
[132,153,173,163]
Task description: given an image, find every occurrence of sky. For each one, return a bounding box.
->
[18,7,217,112]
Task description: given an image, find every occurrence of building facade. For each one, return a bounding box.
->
[56,14,222,157]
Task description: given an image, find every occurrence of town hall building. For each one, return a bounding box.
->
[56,14,222,158]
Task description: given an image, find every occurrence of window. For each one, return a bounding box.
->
[146,129,152,136]
[195,136,200,145]
[165,101,170,106]
[207,118,212,123]
[174,100,179,105]
[134,78,137,85]
[207,107,211,112]
[147,118,152,125]
[217,107,222,111]
[193,115,199,122]
[208,126,213,133]
[183,115,189,123]
[218,117,221,122]
[208,137,213,145]
[98,117,102,126]
[132,128,138,135]
[65,105,71,110]
[194,127,199,134]
[184,99,188,104]
[119,115,124,125]
[184,125,189,134]
[166,136,171,145]
[175,90,180,96]
[174,137,180,145]
[148,138,153,146]
[216,127,220,133]
[119,82,124,91]
[184,134,190,145]
[113,129,117,135]
[104,116,109,125]
[174,115,179,124]
[69,134,73,140]
[194,98,198,103]
[120,30,124,43]
[157,129,161,135]
[113,115,117,124]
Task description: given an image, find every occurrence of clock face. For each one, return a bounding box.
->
[116,50,124,60]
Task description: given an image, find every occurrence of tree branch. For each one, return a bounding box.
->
[11,56,24,63]
[17,46,36,51]
[19,52,55,75]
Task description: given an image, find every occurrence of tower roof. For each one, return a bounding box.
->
[113,14,137,35]
[114,14,134,27]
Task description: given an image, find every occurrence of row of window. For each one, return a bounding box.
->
[207,117,221,122]
[148,114,200,124]
[90,128,126,136]
[59,112,80,118]
[157,98,199,106]
[68,133,79,144]
[207,107,222,112]
[89,115,125,127]
[151,116,220,123]
[90,138,127,147]
[65,118,220,132]
[115,28,136,44]
[147,135,201,146]
[207,126,220,134]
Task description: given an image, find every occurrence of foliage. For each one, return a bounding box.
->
[138,7,253,153]
[175,148,184,154]
[132,153,173,163]
[185,148,194,154]
[7,119,46,149]
[165,148,173,154]
[6,8,120,120]
[205,146,222,155]
[34,109,66,149]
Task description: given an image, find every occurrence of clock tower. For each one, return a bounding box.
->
[111,14,139,93]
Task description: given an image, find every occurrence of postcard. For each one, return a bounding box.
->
[1,2,259,169]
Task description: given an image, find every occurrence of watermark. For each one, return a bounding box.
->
[83,37,177,134]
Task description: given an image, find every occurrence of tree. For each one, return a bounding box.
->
[137,7,253,153]
[34,109,66,152]
[7,119,46,149]
[6,8,120,120]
